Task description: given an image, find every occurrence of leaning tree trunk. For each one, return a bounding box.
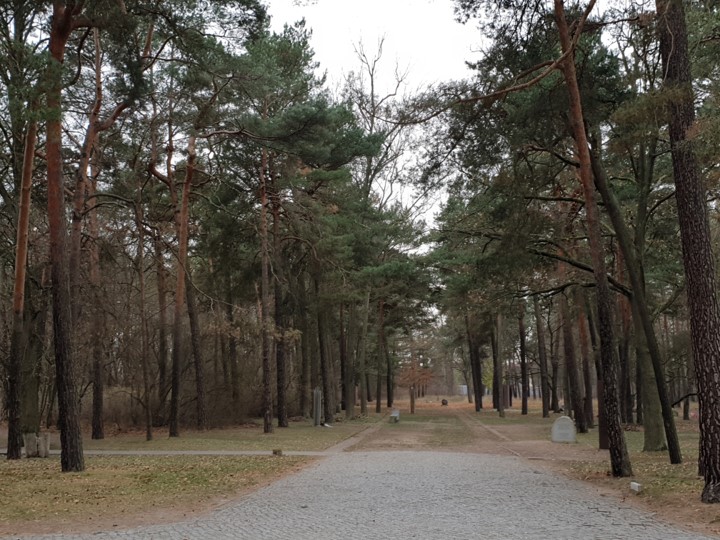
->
[554,0,631,476]
[632,300,666,451]
[590,148,680,462]
[656,0,720,501]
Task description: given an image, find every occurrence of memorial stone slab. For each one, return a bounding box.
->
[551,415,576,443]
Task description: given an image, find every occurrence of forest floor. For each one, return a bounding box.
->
[0,398,717,538]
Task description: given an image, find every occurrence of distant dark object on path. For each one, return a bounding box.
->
[441,399,448,406]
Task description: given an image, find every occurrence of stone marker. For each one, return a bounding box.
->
[551,415,576,443]
[38,433,49,458]
[22,433,50,458]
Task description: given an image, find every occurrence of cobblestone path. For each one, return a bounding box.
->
[6,449,716,540]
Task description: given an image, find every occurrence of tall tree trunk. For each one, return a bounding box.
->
[491,319,499,410]
[21,276,48,437]
[298,276,311,418]
[135,198,153,442]
[519,302,528,416]
[375,299,385,414]
[259,146,274,434]
[378,301,395,409]
[154,232,169,423]
[343,303,357,419]
[270,170,288,428]
[89,168,105,441]
[315,275,334,423]
[590,149,680,461]
[339,304,347,412]
[86,80,110,440]
[550,323,561,413]
[617,289,633,424]
[7,111,38,459]
[494,314,505,418]
[223,280,240,409]
[560,291,587,433]
[465,313,483,412]
[357,290,371,416]
[533,296,551,418]
[656,0,720,499]
[586,295,609,449]
[632,300,666,451]
[186,278,208,430]
[47,5,84,471]
[576,294,594,428]
[554,0,631,476]
[168,136,196,437]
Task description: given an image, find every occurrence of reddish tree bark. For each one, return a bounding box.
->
[6,113,38,459]
[554,0,631,476]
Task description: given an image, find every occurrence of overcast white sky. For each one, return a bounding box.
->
[266,0,483,92]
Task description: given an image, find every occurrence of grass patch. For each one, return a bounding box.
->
[0,454,308,528]
[82,417,376,452]
[572,420,705,502]
[384,413,472,447]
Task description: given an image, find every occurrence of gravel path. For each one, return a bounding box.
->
[6,450,716,540]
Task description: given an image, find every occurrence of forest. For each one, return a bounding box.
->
[2,0,720,504]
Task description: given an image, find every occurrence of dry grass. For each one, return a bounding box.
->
[4,400,719,537]
[0,415,378,535]
[0,454,309,535]
[83,416,376,452]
